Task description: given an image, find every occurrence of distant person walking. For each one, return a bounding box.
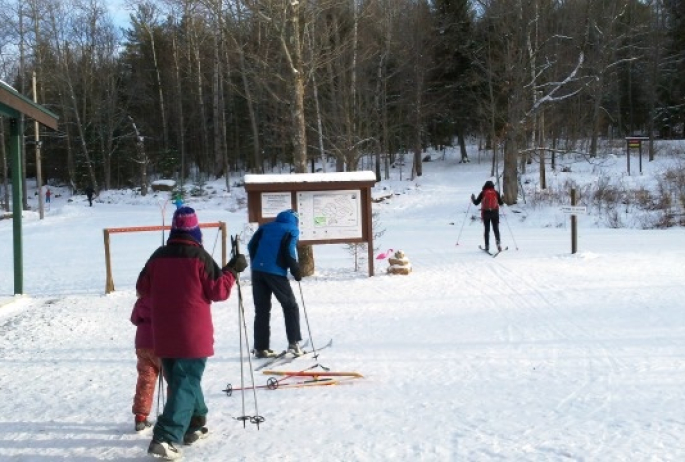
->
[247,209,304,358]
[85,186,95,207]
[173,193,184,209]
[45,187,51,204]
[130,294,161,433]
[136,206,247,460]
[471,180,504,252]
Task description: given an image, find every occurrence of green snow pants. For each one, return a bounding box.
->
[153,357,208,444]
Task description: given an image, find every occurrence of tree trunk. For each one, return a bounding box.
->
[212,21,223,178]
[63,45,98,192]
[284,0,311,273]
[456,124,469,162]
[145,24,169,156]
[172,34,186,183]
[503,116,521,204]
[129,116,149,196]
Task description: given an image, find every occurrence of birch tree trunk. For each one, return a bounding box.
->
[144,23,170,156]
[212,3,224,178]
[172,33,187,182]
[129,116,149,196]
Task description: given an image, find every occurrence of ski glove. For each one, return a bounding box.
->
[225,254,248,275]
[291,266,303,282]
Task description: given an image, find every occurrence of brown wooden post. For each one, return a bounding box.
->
[571,188,578,254]
[364,188,375,276]
[104,229,114,294]
[626,140,630,175]
[220,221,227,266]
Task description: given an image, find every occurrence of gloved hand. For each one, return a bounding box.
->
[471,193,476,201]
[225,254,248,274]
[291,266,302,282]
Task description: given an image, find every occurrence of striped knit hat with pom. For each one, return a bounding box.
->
[169,206,202,244]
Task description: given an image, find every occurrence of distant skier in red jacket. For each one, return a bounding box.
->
[471,180,504,252]
[136,206,247,460]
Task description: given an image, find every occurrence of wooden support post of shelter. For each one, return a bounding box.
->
[244,172,377,276]
[0,80,59,295]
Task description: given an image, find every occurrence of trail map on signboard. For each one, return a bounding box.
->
[296,190,362,241]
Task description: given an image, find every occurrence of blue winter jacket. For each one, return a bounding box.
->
[248,209,300,278]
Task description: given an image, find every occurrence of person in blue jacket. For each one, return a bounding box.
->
[248,209,303,358]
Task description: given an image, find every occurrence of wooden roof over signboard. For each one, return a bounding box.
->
[244,171,376,192]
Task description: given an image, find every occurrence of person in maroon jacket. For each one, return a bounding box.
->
[130,294,161,432]
[136,206,247,460]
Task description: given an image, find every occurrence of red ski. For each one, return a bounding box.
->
[261,370,363,378]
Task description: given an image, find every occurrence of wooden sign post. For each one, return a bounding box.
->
[625,136,649,176]
[561,189,587,254]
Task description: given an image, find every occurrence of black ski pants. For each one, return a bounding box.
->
[251,270,302,351]
[482,209,501,249]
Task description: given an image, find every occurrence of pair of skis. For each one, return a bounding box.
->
[223,368,363,396]
[479,245,508,258]
[223,376,339,395]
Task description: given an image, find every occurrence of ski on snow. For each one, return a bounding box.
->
[273,339,333,368]
[492,246,508,258]
[254,350,288,371]
[479,245,508,258]
[253,339,314,371]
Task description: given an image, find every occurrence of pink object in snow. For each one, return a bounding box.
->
[376,249,394,260]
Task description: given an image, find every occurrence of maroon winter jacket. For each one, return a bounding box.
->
[136,233,236,359]
[130,296,154,349]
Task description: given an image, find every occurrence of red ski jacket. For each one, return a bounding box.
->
[136,234,236,359]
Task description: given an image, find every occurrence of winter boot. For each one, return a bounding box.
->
[496,241,502,252]
[288,342,303,356]
[147,439,182,460]
[254,349,278,359]
[183,427,209,445]
[134,415,152,432]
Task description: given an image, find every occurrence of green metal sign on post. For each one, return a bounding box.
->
[0,80,58,295]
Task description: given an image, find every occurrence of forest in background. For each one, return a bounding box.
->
[0,0,684,210]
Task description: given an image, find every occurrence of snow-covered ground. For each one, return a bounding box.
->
[1,145,685,461]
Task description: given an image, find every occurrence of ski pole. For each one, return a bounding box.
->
[455,200,472,245]
[297,281,329,371]
[501,208,519,250]
[155,368,165,418]
[158,199,169,245]
[231,235,264,429]
[211,228,221,257]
